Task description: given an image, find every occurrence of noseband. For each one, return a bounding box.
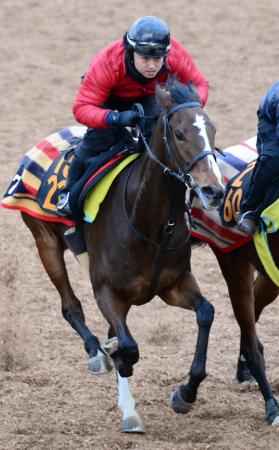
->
[134,101,215,187]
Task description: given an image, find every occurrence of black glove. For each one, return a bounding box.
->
[106,110,140,127]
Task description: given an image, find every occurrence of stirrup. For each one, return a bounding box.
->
[236,211,258,236]
[56,192,72,216]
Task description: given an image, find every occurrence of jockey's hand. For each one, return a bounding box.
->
[106,110,140,127]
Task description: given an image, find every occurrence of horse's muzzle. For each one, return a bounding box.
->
[200,185,225,209]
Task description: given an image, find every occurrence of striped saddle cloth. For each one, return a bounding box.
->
[1,125,139,224]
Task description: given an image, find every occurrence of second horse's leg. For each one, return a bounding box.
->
[161,272,214,414]
[213,248,279,425]
[237,272,278,383]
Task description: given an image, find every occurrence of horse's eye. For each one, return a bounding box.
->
[174,130,185,141]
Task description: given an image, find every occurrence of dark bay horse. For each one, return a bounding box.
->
[208,236,279,425]
[195,149,279,425]
[20,78,224,432]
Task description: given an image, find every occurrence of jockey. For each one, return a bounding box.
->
[57,15,209,216]
[237,80,279,235]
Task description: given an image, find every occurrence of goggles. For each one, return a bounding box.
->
[127,35,171,57]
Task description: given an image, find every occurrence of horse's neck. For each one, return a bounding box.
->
[127,130,186,232]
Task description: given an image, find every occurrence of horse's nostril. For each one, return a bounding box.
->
[202,186,215,197]
[203,186,224,200]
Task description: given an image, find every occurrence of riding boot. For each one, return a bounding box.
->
[56,153,84,216]
[237,154,279,235]
[236,211,258,236]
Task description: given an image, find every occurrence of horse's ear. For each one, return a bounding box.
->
[155,84,174,112]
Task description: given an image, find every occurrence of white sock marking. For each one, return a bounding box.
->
[117,371,137,419]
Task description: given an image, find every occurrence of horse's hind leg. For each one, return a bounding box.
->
[104,326,144,433]
[160,272,214,414]
[22,214,112,374]
[213,248,279,425]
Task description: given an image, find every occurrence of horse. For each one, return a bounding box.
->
[209,242,279,425]
[11,78,225,432]
[191,139,279,425]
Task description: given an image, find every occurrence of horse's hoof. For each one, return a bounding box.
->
[265,398,279,425]
[88,350,113,375]
[121,416,145,433]
[171,389,193,414]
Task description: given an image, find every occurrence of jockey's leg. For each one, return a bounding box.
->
[237,116,279,235]
[57,128,116,215]
[237,155,279,235]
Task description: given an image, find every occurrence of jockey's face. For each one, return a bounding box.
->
[133,52,164,78]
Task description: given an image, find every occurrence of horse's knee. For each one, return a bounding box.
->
[196,298,215,327]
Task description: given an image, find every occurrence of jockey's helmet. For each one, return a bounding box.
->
[126,16,171,57]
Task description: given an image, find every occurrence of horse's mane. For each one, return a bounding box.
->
[165,77,201,104]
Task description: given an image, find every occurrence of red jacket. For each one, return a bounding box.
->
[73,38,209,129]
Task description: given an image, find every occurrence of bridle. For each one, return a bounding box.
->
[132,101,216,188]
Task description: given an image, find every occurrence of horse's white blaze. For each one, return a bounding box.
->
[208,154,224,186]
[193,114,223,186]
[117,371,137,418]
[193,114,212,152]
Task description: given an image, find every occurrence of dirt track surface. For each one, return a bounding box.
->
[1,1,279,449]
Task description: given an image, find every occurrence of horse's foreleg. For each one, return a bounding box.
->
[103,326,144,433]
[161,273,214,414]
[22,215,111,374]
[96,286,139,377]
[117,372,145,433]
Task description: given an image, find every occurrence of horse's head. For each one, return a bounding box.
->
[155,77,224,209]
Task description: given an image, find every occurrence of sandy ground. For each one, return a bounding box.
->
[1,1,279,449]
